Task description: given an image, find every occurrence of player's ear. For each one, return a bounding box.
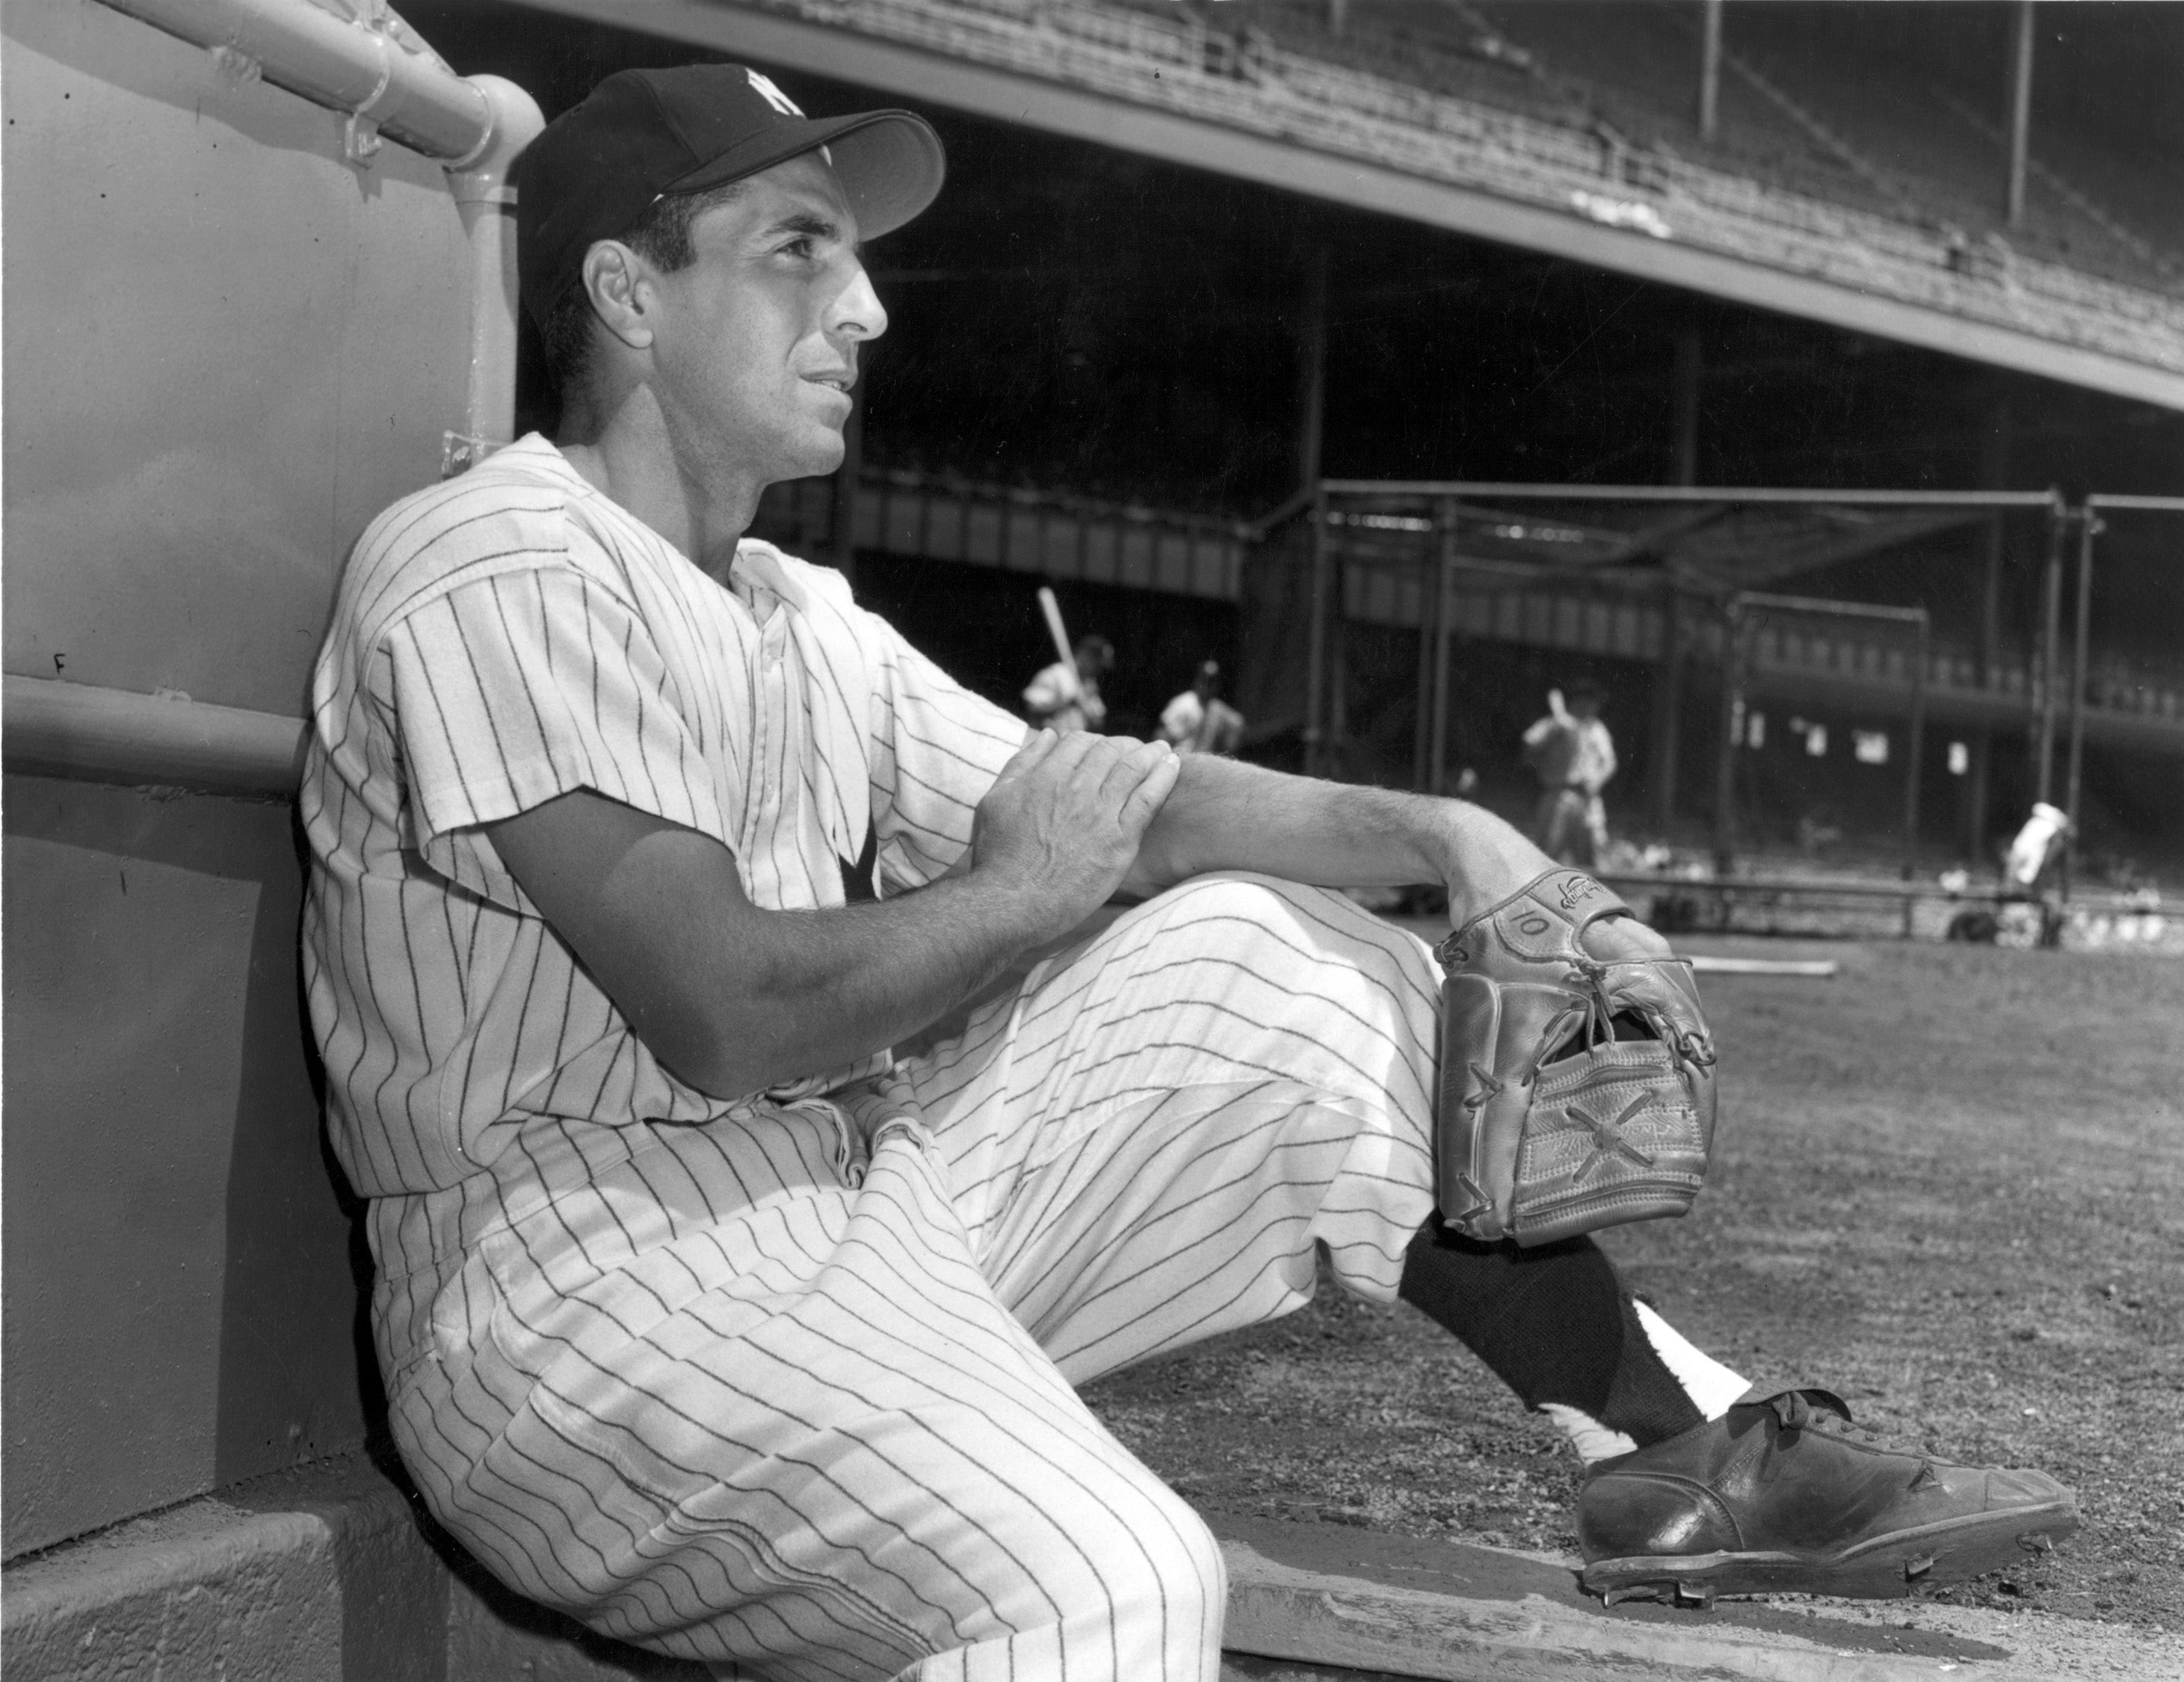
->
[582,241,655,351]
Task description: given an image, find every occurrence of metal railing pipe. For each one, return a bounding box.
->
[96,0,496,163]
[4,677,306,798]
[445,76,546,472]
[93,2,543,475]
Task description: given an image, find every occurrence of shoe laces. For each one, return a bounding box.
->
[1762,1387,1855,1438]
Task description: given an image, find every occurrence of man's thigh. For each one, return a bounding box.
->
[394,1118,1221,1680]
[899,872,1441,1384]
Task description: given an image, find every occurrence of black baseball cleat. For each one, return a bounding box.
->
[1576,1388,2079,1608]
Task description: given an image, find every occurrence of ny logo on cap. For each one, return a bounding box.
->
[746,69,804,118]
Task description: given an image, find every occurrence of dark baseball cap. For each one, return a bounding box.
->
[515,64,946,328]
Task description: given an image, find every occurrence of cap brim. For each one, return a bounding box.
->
[667,109,946,240]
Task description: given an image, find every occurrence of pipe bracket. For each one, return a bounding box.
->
[209,42,262,87]
[341,24,399,165]
[442,431,500,479]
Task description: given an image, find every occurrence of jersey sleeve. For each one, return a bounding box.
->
[865,617,1027,894]
[382,565,730,907]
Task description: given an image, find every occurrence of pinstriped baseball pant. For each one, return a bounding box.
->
[387,873,1440,1681]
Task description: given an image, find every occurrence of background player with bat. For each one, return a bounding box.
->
[1022,585,1114,733]
[303,62,2077,1681]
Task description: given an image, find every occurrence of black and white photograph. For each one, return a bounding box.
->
[3,2,2180,1678]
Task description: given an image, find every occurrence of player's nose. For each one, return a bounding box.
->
[829,261,888,343]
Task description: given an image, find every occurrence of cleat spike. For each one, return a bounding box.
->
[2017,1531,2055,1554]
[1602,1583,1668,1608]
[1904,1553,1936,1580]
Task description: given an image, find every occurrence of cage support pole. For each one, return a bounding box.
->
[1697,0,1724,142]
[1966,401,2009,863]
[2061,511,2097,903]
[1413,534,1437,794]
[1304,488,1330,779]
[1649,594,1685,837]
[2034,504,2065,804]
[1902,613,1929,936]
[1431,499,1458,796]
[1295,249,1330,780]
[2005,0,2036,226]
[1650,326,1703,837]
[1712,600,1743,878]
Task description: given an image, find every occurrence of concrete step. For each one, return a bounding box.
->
[2,1454,2132,1681]
[1,1454,703,1681]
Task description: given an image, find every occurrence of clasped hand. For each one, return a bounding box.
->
[970,730,1181,940]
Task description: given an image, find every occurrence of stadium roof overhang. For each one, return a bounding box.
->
[515,0,2184,413]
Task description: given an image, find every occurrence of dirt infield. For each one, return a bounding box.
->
[1082,932,2184,1638]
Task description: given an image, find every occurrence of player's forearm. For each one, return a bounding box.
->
[488,787,1065,1103]
[1123,756,1555,923]
[650,871,1052,1100]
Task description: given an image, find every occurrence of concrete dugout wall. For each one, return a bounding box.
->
[3,0,475,1557]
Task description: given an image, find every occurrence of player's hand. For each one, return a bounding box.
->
[970,730,1181,937]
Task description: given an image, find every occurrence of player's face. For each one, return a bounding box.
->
[647,153,887,487]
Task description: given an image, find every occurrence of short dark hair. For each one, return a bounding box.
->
[537,180,750,399]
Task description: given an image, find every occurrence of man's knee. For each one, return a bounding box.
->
[1143,870,1405,958]
[1058,1480,1225,1668]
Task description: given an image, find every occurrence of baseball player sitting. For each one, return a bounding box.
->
[301,66,2076,1682]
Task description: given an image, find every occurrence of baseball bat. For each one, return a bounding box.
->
[1036,587,1074,669]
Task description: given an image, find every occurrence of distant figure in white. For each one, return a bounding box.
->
[1159,660,1246,757]
[2005,801,2072,894]
[1523,679,1617,866]
[1024,632,1114,734]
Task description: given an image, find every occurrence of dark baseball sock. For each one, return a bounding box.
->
[1397,1218,1706,1453]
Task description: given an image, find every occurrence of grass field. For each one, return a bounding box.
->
[1081,934,2184,1634]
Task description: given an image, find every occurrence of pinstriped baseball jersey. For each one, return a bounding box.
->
[300,434,1026,1207]
[299,437,1449,1678]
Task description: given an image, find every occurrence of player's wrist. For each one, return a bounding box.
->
[1435,804,1558,928]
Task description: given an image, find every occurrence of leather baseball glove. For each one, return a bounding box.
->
[1437,869,1715,1246]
